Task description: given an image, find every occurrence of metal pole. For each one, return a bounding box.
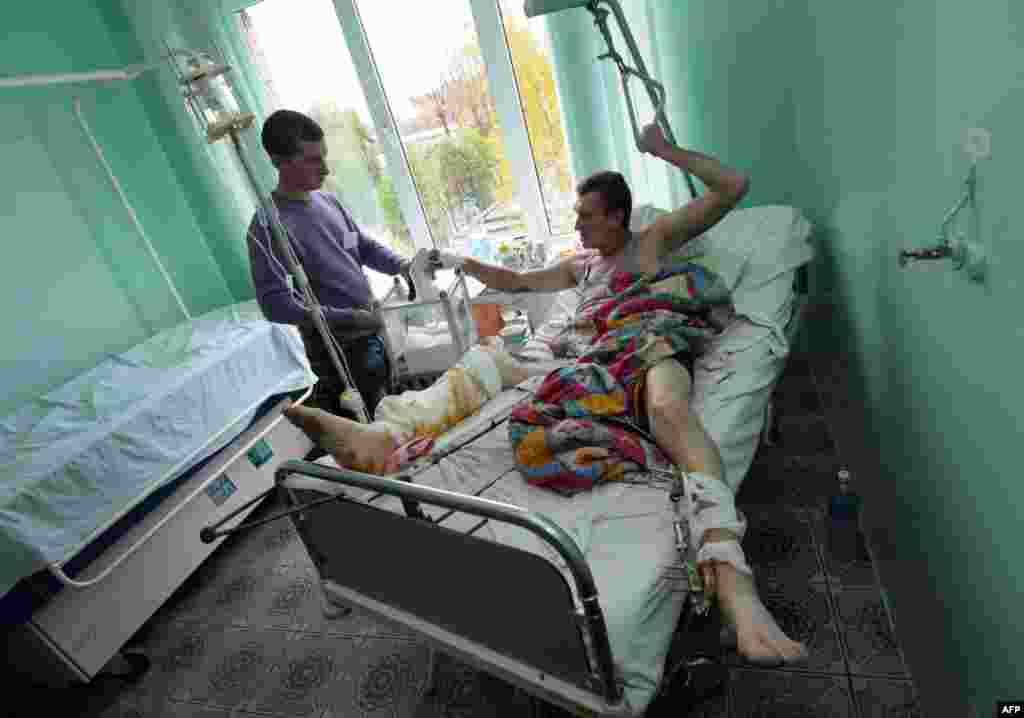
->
[230,129,369,422]
[589,0,699,199]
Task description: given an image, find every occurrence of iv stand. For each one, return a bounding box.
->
[229,129,370,423]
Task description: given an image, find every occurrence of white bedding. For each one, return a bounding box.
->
[0,301,316,598]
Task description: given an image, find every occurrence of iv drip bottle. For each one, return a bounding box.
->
[828,468,864,562]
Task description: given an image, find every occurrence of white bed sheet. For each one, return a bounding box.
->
[0,300,316,598]
[306,378,687,714]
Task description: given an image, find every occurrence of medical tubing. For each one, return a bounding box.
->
[248,223,315,312]
[591,0,698,199]
[73,97,192,321]
[274,459,623,703]
[230,130,368,422]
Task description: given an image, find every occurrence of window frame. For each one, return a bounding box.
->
[227,0,568,254]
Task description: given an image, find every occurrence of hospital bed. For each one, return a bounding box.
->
[0,300,317,687]
[202,205,815,715]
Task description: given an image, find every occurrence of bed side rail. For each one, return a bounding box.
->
[274,459,623,707]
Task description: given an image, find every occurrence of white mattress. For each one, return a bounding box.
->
[0,301,316,599]
[302,377,687,714]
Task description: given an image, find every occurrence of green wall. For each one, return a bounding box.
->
[0,1,237,417]
[604,1,1022,713]
[548,0,1018,711]
[1,0,280,418]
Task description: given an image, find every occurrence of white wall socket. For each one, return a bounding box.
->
[963,127,991,162]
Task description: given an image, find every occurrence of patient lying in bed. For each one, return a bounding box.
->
[285,125,808,668]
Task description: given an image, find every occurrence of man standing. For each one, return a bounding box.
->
[247,109,409,419]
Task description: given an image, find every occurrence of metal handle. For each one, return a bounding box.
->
[48,388,311,589]
[589,0,699,200]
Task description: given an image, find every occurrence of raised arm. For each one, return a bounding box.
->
[461,255,577,294]
[637,124,750,253]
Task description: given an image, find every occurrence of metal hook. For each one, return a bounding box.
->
[899,166,977,269]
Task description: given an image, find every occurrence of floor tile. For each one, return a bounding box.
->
[98,698,236,718]
[411,652,544,718]
[686,691,730,718]
[737,505,827,589]
[739,452,842,518]
[849,677,922,718]
[833,588,908,679]
[808,513,877,590]
[728,668,855,717]
[724,580,846,676]
[772,412,835,455]
[771,371,823,415]
[255,634,431,717]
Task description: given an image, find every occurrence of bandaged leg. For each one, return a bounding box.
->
[645,358,807,666]
[285,342,542,474]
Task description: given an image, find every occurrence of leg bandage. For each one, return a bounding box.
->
[685,472,752,576]
[374,346,502,446]
[698,539,753,576]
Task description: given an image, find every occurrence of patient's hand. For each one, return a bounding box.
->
[638,123,670,156]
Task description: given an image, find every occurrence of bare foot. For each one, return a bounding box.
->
[714,562,809,666]
[284,404,398,474]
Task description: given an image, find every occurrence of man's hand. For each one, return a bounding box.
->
[638,122,670,156]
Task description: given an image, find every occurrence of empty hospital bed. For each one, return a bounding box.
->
[0,300,317,687]
[202,205,815,715]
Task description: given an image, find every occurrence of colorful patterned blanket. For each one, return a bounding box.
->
[508,261,733,494]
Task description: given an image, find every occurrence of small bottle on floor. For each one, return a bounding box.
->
[828,468,863,562]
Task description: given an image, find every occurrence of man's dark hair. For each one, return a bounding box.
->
[261,110,324,161]
[577,170,632,229]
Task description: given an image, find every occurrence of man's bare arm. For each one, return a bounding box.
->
[637,125,750,252]
[462,256,577,293]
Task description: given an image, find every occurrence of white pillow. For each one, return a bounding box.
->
[634,203,814,322]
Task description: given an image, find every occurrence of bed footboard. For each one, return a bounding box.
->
[274,460,630,717]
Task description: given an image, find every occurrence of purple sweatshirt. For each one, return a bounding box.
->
[247,191,406,328]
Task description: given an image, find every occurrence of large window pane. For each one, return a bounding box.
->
[236,0,415,297]
[499,0,577,239]
[355,0,544,268]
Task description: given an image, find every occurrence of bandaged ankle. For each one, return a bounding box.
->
[457,347,502,399]
[685,472,747,550]
[697,539,753,576]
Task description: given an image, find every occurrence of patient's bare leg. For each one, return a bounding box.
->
[645,358,808,666]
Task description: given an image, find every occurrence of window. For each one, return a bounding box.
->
[239,1,420,297]
[355,0,523,264]
[235,0,579,285]
[499,0,577,239]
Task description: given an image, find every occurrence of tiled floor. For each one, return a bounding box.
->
[10,353,921,717]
